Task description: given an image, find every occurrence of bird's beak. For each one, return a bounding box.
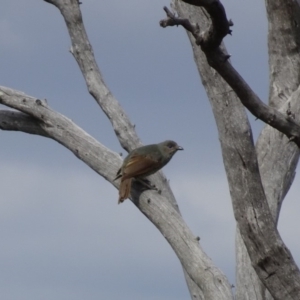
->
[176,145,184,151]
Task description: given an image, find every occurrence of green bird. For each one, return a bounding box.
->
[114,140,183,204]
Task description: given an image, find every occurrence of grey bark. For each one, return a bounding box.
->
[167,1,300,147]
[41,1,233,298]
[0,86,233,300]
[1,0,300,299]
[171,0,300,299]
[46,0,140,153]
[0,0,234,295]
[236,88,300,300]
[236,0,300,298]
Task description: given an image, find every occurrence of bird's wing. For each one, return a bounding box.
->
[122,153,161,180]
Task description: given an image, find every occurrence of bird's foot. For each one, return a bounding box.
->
[136,178,157,191]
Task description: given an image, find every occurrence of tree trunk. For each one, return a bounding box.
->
[172,0,300,299]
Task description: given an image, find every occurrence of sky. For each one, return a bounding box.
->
[0,0,299,299]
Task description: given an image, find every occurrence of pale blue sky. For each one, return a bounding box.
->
[0,1,299,299]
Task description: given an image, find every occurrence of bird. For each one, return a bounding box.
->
[114,140,183,204]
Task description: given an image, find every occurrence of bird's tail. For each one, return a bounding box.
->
[118,178,132,204]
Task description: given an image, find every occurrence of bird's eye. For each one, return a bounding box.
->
[167,142,175,148]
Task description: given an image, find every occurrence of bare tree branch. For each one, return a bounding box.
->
[3,0,298,298]
[39,1,233,298]
[236,87,300,300]
[265,0,300,109]
[236,0,300,298]
[171,4,260,299]
[169,1,300,299]
[160,3,232,50]
[43,0,140,152]
[178,0,233,42]
[0,86,120,182]
[160,6,300,147]
[41,0,188,216]
[0,110,48,137]
[0,85,233,299]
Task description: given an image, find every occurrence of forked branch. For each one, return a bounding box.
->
[162,1,300,299]
[160,5,300,147]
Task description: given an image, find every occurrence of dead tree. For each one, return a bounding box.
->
[0,0,300,299]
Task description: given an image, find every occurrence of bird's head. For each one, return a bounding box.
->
[161,140,183,157]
